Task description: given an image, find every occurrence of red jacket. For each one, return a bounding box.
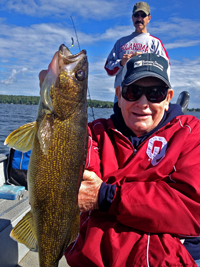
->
[65,115,200,267]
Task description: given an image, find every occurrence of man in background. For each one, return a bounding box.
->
[104,1,170,103]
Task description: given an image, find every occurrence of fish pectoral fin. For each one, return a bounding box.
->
[10,210,37,250]
[4,121,37,152]
[68,205,80,246]
[38,113,54,155]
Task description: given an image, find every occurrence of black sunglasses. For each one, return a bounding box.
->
[133,12,148,18]
[121,84,169,103]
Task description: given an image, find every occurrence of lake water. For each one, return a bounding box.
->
[0,103,199,155]
[0,104,114,155]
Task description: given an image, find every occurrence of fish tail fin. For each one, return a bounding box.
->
[4,121,38,152]
[10,210,37,250]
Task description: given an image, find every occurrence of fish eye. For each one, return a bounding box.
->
[75,69,85,81]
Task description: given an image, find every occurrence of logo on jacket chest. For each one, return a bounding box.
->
[146,136,167,166]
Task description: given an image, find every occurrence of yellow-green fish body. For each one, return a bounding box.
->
[5,44,88,267]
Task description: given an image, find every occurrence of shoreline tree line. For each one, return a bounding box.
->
[0,94,199,111]
[0,94,113,108]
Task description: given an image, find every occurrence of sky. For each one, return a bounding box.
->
[0,0,200,108]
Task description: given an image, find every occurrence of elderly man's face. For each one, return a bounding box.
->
[116,77,174,136]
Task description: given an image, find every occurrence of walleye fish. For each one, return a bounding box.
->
[5,44,88,267]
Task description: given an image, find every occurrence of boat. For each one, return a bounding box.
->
[0,91,190,266]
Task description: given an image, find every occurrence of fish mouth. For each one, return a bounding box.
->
[58,44,87,76]
[59,44,86,60]
[39,44,87,120]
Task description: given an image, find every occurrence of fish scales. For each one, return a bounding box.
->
[5,45,88,267]
[30,118,85,264]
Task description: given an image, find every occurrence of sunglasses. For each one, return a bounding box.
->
[121,84,169,103]
[133,12,148,18]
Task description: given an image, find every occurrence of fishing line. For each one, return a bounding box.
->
[70,16,81,52]
[70,16,95,121]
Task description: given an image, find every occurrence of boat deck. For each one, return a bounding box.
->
[0,189,30,267]
[17,251,69,267]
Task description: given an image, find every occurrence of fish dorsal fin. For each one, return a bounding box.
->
[4,121,37,152]
[37,113,54,155]
[10,210,37,250]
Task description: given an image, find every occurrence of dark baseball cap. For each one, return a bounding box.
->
[133,2,150,15]
[121,53,171,88]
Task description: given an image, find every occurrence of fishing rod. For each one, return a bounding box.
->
[70,16,95,121]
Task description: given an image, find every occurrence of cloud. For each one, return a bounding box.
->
[89,73,115,100]
[97,25,133,42]
[170,58,200,108]
[1,0,126,20]
[149,18,200,39]
[1,67,28,85]
[88,58,115,100]
[165,40,200,50]
[0,22,78,71]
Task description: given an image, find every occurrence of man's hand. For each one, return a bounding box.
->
[120,54,133,66]
[38,51,59,92]
[120,52,143,66]
[78,170,103,212]
[39,69,48,89]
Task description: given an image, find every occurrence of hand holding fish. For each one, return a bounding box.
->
[39,51,59,91]
[78,170,103,212]
[39,69,48,89]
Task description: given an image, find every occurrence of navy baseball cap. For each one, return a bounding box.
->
[121,53,171,88]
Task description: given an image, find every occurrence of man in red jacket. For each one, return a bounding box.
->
[65,53,200,266]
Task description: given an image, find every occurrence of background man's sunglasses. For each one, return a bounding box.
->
[121,84,169,103]
[133,13,149,18]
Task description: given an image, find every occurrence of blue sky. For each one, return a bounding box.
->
[0,0,200,108]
